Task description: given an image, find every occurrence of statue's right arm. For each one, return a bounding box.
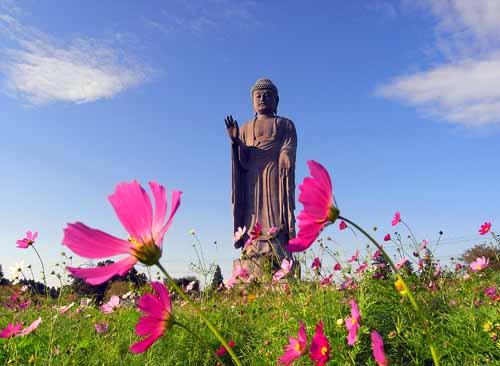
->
[224,115,240,145]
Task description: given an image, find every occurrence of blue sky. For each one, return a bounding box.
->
[1,0,499,285]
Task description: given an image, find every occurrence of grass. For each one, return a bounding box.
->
[1,261,499,366]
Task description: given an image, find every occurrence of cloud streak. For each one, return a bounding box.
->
[377,0,500,127]
[0,13,152,106]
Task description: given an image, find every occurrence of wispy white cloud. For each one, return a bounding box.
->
[377,0,500,127]
[0,10,153,106]
[145,0,259,37]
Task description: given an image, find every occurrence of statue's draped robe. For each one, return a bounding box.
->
[232,117,297,254]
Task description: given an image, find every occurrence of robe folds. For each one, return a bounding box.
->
[231,116,297,255]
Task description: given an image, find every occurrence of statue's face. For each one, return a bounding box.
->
[252,89,277,115]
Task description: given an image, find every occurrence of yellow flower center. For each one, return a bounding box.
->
[351,318,357,325]
[294,342,301,352]
[129,237,161,266]
[129,236,143,249]
[320,346,328,356]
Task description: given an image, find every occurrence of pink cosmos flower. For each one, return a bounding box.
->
[226,263,250,288]
[333,263,342,271]
[100,295,120,314]
[130,281,174,354]
[273,258,293,283]
[233,226,246,242]
[267,226,278,236]
[64,181,181,285]
[311,257,321,271]
[347,250,359,263]
[355,262,368,274]
[319,274,334,286]
[288,160,336,252]
[94,322,109,333]
[216,340,235,356]
[433,262,441,277]
[309,321,330,366]
[0,318,41,338]
[339,220,347,230]
[278,321,307,365]
[16,230,38,249]
[383,234,391,241]
[372,246,382,259]
[345,300,361,346]
[391,212,401,226]
[395,257,409,270]
[185,280,196,293]
[420,239,428,251]
[371,330,387,366]
[59,302,75,314]
[479,222,492,235]
[470,256,489,272]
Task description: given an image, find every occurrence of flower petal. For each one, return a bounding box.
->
[150,281,172,313]
[63,222,131,258]
[156,190,182,245]
[108,181,153,243]
[149,182,167,239]
[66,256,137,285]
[129,332,163,354]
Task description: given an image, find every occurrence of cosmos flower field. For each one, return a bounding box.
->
[1,161,499,365]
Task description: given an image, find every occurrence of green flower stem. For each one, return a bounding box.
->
[174,321,225,365]
[31,245,48,297]
[339,215,440,366]
[156,262,241,366]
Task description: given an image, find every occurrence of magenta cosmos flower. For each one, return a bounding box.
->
[130,281,174,354]
[288,160,338,252]
[16,230,38,249]
[311,257,321,271]
[0,317,41,338]
[309,321,330,366]
[470,256,489,272]
[479,222,492,235]
[339,220,347,230]
[63,181,181,285]
[100,295,120,314]
[346,300,361,345]
[371,330,387,366]
[391,212,401,226]
[278,321,308,365]
[273,258,293,283]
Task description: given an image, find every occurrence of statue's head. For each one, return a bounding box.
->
[251,78,279,115]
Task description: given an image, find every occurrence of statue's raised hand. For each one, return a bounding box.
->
[224,115,239,143]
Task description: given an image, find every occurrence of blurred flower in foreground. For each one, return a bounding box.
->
[309,321,330,366]
[371,330,388,366]
[0,317,41,338]
[394,278,407,295]
[470,256,489,272]
[391,212,401,226]
[346,300,361,345]
[479,222,492,235]
[100,295,121,314]
[288,160,338,252]
[16,230,38,249]
[278,321,307,365]
[63,181,181,285]
[130,281,174,354]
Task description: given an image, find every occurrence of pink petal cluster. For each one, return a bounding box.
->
[130,281,174,354]
[63,181,181,285]
[470,256,489,272]
[383,234,391,241]
[355,262,368,274]
[244,222,263,249]
[479,222,492,235]
[311,257,321,271]
[226,263,250,288]
[278,321,307,365]
[333,263,342,271]
[215,340,235,356]
[233,226,246,242]
[94,322,109,333]
[319,274,333,287]
[0,317,41,338]
[273,258,293,283]
[371,330,388,366]
[288,161,335,252]
[267,226,278,236]
[345,300,361,345]
[309,321,330,366]
[100,295,121,314]
[420,239,428,251]
[395,257,409,270]
[391,211,401,226]
[339,220,347,230]
[16,230,38,249]
[347,250,359,263]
